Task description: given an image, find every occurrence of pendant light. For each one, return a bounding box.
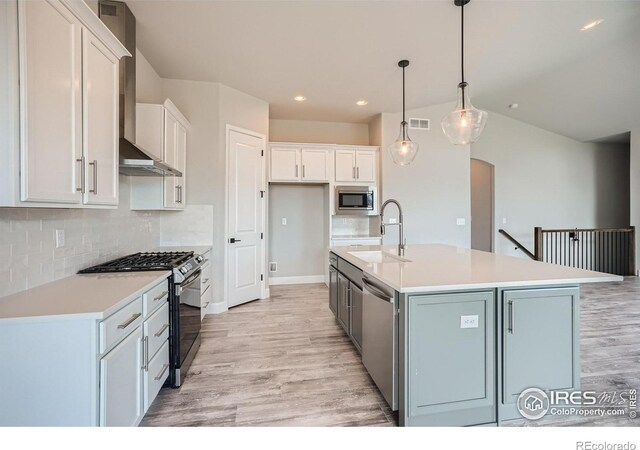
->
[441,0,488,145]
[388,60,419,166]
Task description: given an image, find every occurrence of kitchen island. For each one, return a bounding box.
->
[328,244,621,426]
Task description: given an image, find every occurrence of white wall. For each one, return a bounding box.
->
[630,128,640,273]
[136,49,164,104]
[471,112,629,259]
[268,185,326,279]
[162,81,268,306]
[269,119,369,145]
[380,103,471,248]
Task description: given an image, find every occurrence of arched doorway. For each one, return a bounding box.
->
[470,159,495,252]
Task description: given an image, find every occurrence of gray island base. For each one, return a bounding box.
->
[328,244,620,427]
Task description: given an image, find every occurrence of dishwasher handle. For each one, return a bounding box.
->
[362,278,394,303]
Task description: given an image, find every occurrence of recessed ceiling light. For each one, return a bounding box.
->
[508,103,519,109]
[581,19,604,31]
[356,100,368,106]
[294,95,306,102]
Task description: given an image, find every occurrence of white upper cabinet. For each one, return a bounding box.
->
[335,148,377,183]
[0,0,129,208]
[301,148,330,182]
[18,0,83,204]
[82,29,119,206]
[355,150,376,183]
[270,146,301,181]
[269,143,378,185]
[131,99,190,211]
[335,150,356,182]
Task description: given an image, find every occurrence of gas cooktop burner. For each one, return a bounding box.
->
[78,251,194,273]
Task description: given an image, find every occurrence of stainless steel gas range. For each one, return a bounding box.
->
[79,251,205,387]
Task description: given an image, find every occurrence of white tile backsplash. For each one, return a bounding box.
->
[159,204,214,246]
[0,177,163,298]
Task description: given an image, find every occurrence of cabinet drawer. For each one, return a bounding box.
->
[100,297,143,354]
[200,262,211,293]
[143,279,170,317]
[144,302,169,361]
[201,284,213,320]
[144,340,169,412]
[337,257,363,289]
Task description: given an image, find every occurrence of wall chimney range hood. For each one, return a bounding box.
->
[98,0,181,177]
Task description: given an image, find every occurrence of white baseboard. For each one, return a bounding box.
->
[208,302,228,315]
[269,275,325,286]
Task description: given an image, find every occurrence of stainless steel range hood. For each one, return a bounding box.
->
[98,0,181,177]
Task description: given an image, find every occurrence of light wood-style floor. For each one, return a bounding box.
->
[142,279,640,427]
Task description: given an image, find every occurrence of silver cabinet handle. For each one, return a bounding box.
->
[295,164,299,178]
[175,185,179,204]
[508,301,515,334]
[154,324,169,337]
[302,165,306,178]
[154,363,169,381]
[117,312,141,329]
[144,336,149,371]
[154,291,169,302]
[352,167,356,179]
[356,167,360,179]
[76,156,85,193]
[180,185,183,203]
[89,160,98,194]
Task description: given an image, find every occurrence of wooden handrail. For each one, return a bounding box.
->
[540,227,634,233]
[498,229,536,260]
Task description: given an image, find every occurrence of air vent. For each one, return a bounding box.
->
[409,118,430,130]
[269,262,277,272]
[100,4,117,16]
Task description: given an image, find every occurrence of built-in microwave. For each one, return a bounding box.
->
[335,185,377,215]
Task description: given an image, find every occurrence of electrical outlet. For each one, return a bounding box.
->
[460,315,479,329]
[456,218,466,226]
[281,218,287,225]
[269,262,277,272]
[388,217,397,224]
[55,229,65,249]
[502,217,507,225]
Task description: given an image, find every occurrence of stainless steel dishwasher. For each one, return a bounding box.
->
[362,274,398,411]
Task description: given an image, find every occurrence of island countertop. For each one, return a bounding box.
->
[331,244,622,293]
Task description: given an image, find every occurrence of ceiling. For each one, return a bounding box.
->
[128,0,640,143]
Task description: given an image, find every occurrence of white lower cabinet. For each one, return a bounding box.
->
[144,341,170,412]
[99,327,144,427]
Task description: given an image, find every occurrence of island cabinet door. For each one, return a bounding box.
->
[502,287,579,406]
[350,283,363,351]
[404,291,495,427]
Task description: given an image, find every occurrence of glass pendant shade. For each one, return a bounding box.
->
[441,83,488,146]
[388,122,419,166]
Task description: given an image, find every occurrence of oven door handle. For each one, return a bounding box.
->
[180,269,202,289]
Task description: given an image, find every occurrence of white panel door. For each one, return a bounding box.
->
[301,148,329,182]
[82,29,119,206]
[228,129,264,307]
[335,150,356,182]
[356,150,376,182]
[270,147,300,181]
[19,0,82,204]
[99,327,143,427]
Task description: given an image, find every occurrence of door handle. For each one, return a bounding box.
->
[508,301,515,334]
[229,238,242,243]
[89,160,98,194]
[76,156,85,193]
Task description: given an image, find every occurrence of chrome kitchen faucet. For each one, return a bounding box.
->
[380,199,406,257]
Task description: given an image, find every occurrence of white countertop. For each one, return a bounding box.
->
[154,245,212,256]
[0,271,171,323]
[331,244,622,293]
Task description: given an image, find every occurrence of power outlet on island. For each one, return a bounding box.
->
[460,315,479,329]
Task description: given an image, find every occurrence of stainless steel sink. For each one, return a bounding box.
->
[348,250,411,264]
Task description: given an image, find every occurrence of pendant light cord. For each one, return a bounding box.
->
[460,1,466,109]
[402,65,407,139]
